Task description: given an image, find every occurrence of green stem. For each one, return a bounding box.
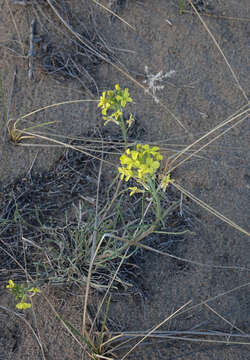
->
[120,115,128,149]
[177,0,184,15]
[147,178,161,221]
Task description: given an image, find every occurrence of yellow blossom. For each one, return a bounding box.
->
[16,302,32,310]
[118,144,163,184]
[128,187,145,196]
[159,173,171,192]
[126,114,134,128]
[29,287,41,294]
[98,85,133,125]
[6,279,15,289]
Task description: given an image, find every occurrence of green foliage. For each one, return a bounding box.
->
[177,0,185,15]
[6,280,40,310]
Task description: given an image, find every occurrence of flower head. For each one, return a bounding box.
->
[6,279,15,289]
[98,85,133,126]
[115,87,132,107]
[98,91,111,115]
[126,114,134,128]
[128,186,145,196]
[118,166,133,182]
[16,302,32,310]
[159,173,171,192]
[29,287,41,294]
[6,280,40,310]
[118,144,163,185]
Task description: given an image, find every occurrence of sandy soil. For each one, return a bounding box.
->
[0,0,249,359]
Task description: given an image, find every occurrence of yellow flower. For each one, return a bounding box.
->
[98,91,107,108]
[126,114,134,128]
[103,113,120,126]
[128,187,145,196]
[118,144,163,184]
[6,280,15,289]
[98,91,111,116]
[113,109,122,120]
[16,302,32,310]
[118,167,133,181]
[128,186,138,196]
[159,173,171,192]
[29,287,40,294]
[98,85,133,126]
[115,87,132,107]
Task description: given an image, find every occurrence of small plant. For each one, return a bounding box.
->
[45,85,176,359]
[99,84,172,221]
[6,279,40,310]
[7,118,57,144]
[98,84,134,147]
[118,143,172,222]
[144,65,176,103]
[177,0,185,15]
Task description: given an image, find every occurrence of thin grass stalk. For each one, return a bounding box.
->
[89,247,130,337]
[136,242,250,271]
[169,106,249,171]
[188,0,249,103]
[172,181,250,237]
[0,305,47,360]
[120,300,192,359]
[91,0,136,30]
[82,233,112,337]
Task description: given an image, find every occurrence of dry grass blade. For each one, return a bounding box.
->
[7,119,57,144]
[8,99,98,123]
[6,68,16,122]
[161,282,250,328]
[82,233,109,337]
[91,0,136,30]
[45,0,107,62]
[0,68,16,149]
[115,329,250,340]
[172,181,250,237]
[188,0,249,103]
[42,296,87,351]
[19,130,114,165]
[0,305,47,360]
[169,113,248,172]
[182,9,250,22]
[169,105,249,170]
[6,0,25,55]
[120,300,192,359]
[89,248,130,338]
[205,303,246,335]
[115,331,250,346]
[122,239,250,272]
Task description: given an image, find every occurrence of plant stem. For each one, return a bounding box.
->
[178,0,184,15]
[120,115,128,149]
[147,178,162,221]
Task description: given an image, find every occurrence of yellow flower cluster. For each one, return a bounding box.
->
[159,173,171,192]
[98,84,132,125]
[6,279,40,310]
[118,144,163,183]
